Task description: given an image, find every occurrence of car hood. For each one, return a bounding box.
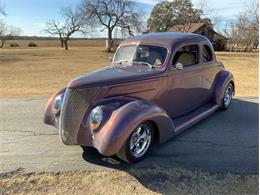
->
[68,65,162,89]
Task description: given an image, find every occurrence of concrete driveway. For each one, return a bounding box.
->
[0,97,258,174]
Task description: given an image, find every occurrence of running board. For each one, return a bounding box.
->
[173,102,219,134]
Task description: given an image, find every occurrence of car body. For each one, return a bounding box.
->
[44,32,235,163]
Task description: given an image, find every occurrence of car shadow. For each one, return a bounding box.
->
[81,98,258,192]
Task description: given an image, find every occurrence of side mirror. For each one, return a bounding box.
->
[176,62,183,70]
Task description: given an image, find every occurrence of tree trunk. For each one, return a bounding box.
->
[59,34,64,48]
[64,40,68,50]
[107,29,112,52]
[60,38,64,48]
[0,39,5,48]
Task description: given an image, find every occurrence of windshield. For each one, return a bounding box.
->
[113,45,168,67]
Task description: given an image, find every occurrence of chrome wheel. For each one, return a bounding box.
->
[224,85,233,107]
[129,124,152,158]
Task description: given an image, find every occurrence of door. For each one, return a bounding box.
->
[200,44,220,101]
[165,44,208,118]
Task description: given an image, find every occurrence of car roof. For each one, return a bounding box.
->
[120,32,209,49]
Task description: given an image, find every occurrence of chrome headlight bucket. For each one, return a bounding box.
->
[89,106,103,131]
[54,94,64,114]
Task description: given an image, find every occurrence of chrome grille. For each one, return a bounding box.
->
[59,87,98,145]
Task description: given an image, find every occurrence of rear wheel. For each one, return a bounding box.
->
[117,122,154,163]
[220,82,233,110]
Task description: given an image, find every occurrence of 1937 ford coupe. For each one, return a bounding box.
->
[44,32,234,163]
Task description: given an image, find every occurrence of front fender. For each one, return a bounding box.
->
[212,70,235,105]
[43,87,66,126]
[83,100,174,156]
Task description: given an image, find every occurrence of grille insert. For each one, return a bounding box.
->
[59,87,98,145]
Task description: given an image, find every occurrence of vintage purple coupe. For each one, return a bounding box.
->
[44,32,234,163]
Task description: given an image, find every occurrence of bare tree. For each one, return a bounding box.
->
[0,21,22,48]
[80,0,143,52]
[0,0,5,16]
[45,20,65,48]
[0,20,7,47]
[45,7,87,50]
[0,2,22,48]
[223,0,259,52]
[223,16,258,52]
[197,0,221,27]
[246,0,259,33]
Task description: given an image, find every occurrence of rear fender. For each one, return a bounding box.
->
[212,70,235,105]
[85,100,174,156]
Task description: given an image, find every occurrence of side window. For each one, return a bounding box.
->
[202,45,213,62]
[172,45,199,68]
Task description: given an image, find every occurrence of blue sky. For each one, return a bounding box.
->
[1,0,249,37]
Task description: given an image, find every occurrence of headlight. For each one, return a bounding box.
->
[54,94,64,113]
[89,106,103,131]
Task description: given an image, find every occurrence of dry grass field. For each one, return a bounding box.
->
[1,168,258,195]
[217,52,259,97]
[0,45,113,98]
[0,40,258,98]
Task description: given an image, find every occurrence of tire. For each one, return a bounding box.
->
[117,122,154,163]
[81,146,88,152]
[220,82,233,110]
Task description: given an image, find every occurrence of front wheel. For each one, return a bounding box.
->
[117,122,154,163]
[220,82,233,110]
